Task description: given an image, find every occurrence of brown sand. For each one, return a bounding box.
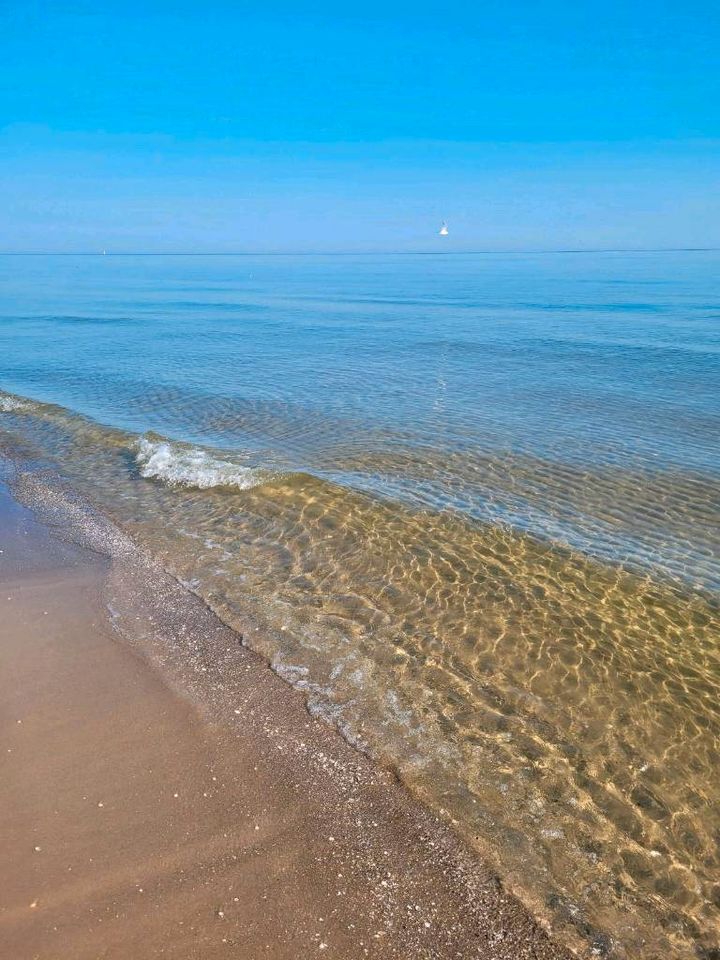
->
[0,476,570,960]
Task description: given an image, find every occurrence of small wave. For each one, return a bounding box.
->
[0,393,32,412]
[134,436,271,491]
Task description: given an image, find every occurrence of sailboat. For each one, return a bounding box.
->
[439,221,449,236]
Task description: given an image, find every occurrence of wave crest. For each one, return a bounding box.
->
[134,437,270,491]
[0,393,32,412]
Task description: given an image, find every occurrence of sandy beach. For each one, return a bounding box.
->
[0,471,570,959]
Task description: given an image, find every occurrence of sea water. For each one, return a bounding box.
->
[1,251,718,957]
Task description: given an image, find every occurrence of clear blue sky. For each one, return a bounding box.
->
[1,0,718,252]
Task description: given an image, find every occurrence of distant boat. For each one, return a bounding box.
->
[439,222,449,236]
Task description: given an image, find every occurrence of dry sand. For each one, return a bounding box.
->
[0,473,570,960]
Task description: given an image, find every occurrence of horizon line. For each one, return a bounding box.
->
[0,247,717,257]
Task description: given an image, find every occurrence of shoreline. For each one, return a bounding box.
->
[0,466,571,959]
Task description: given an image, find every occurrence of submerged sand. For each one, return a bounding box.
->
[0,475,569,959]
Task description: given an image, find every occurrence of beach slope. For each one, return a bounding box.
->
[0,476,569,959]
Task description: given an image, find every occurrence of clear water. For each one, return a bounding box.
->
[1,252,718,958]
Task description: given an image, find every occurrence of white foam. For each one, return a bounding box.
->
[134,437,269,491]
[0,395,31,412]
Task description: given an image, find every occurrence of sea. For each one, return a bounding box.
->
[1,251,718,958]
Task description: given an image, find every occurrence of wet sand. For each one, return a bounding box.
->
[0,476,570,960]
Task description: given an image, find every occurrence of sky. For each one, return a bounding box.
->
[1,0,719,252]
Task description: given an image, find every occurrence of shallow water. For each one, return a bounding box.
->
[1,252,718,957]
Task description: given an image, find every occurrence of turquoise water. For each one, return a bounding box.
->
[1,252,719,957]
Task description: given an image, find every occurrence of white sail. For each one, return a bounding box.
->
[439,222,449,236]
